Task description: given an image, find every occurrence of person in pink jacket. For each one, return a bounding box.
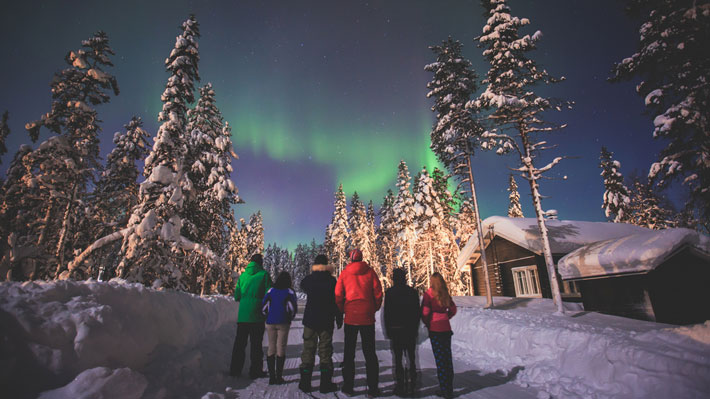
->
[421,272,457,399]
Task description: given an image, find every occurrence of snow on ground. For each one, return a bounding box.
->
[1,279,709,399]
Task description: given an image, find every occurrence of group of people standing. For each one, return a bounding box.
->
[229,249,457,398]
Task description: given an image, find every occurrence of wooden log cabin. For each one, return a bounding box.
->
[559,228,710,325]
[456,216,650,301]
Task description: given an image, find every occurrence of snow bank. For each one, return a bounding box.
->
[451,296,710,398]
[0,279,237,398]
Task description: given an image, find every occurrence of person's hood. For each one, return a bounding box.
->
[244,261,263,275]
[312,263,334,273]
[344,261,371,276]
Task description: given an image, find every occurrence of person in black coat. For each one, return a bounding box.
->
[298,254,343,393]
[384,268,421,397]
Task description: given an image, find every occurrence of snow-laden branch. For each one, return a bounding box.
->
[178,235,226,270]
[66,228,131,273]
[536,156,565,173]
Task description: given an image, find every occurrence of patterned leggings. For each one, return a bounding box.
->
[429,331,454,396]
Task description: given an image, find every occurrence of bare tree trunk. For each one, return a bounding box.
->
[528,171,564,314]
[55,184,78,279]
[466,155,493,307]
[37,199,54,247]
[521,133,564,314]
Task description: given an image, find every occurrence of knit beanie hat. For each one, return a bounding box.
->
[349,249,363,262]
[314,254,328,265]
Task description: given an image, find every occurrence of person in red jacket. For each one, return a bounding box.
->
[335,249,383,397]
[421,272,457,399]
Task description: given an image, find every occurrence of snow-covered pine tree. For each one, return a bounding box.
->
[472,0,570,313]
[412,167,447,291]
[365,200,382,281]
[349,192,374,265]
[393,160,418,285]
[0,145,43,280]
[263,243,280,281]
[626,176,677,229]
[431,168,456,227]
[184,84,239,247]
[69,117,150,280]
[292,243,312,289]
[376,189,398,287]
[227,216,248,274]
[455,198,477,248]
[612,0,710,231]
[97,117,150,230]
[507,174,524,218]
[599,147,631,223]
[245,211,264,259]
[326,183,349,274]
[183,84,240,295]
[21,32,120,279]
[116,16,214,289]
[425,37,494,303]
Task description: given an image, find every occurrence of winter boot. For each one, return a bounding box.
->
[298,366,313,393]
[393,367,405,397]
[275,356,286,384]
[267,355,277,385]
[319,364,338,393]
[406,367,417,397]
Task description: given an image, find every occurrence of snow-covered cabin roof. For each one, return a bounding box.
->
[456,216,650,270]
[558,228,710,280]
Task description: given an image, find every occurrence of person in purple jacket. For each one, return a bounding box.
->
[261,271,298,385]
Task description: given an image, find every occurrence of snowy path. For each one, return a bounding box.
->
[194,303,539,399]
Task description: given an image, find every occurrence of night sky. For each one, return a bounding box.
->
[0,0,667,250]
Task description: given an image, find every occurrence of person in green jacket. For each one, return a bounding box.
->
[230,254,272,378]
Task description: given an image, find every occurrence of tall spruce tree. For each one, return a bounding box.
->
[245,211,264,258]
[612,0,710,231]
[472,0,570,313]
[626,176,677,229]
[365,200,381,280]
[68,117,150,280]
[116,16,209,289]
[227,216,248,273]
[93,118,150,237]
[348,192,372,263]
[184,85,240,294]
[20,32,120,279]
[507,174,524,218]
[325,183,349,274]
[413,167,446,290]
[0,145,42,280]
[599,147,631,223]
[425,37,494,304]
[393,160,417,284]
[377,189,398,287]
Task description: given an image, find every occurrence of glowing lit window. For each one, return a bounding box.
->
[512,265,542,298]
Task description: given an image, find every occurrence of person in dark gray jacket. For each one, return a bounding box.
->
[298,254,343,393]
[384,268,421,397]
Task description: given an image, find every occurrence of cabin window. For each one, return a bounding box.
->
[512,265,542,298]
[561,280,581,297]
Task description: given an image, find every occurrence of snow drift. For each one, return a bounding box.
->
[451,296,710,398]
[0,279,237,398]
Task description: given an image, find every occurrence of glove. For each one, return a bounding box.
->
[336,317,343,329]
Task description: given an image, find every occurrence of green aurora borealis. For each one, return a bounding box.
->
[0,0,666,250]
